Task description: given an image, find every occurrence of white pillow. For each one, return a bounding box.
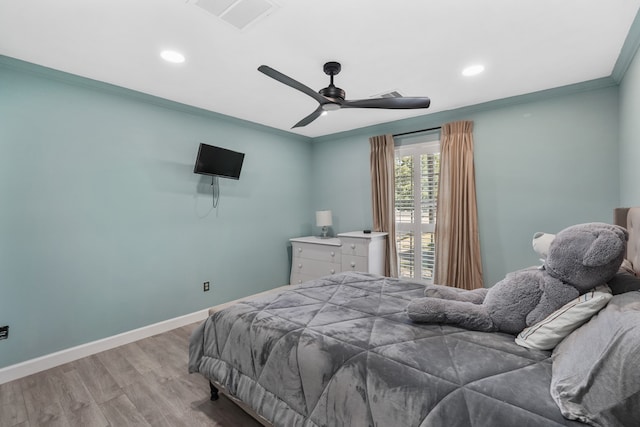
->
[515,285,612,350]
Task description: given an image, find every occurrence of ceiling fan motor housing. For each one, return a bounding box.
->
[319,85,345,100]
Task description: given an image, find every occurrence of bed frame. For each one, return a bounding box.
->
[614,207,640,270]
[209,380,272,426]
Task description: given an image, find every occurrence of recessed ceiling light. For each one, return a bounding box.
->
[160,50,185,64]
[462,64,485,77]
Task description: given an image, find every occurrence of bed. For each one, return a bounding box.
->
[189,208,640,427]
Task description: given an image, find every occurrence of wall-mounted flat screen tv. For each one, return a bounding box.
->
[193,143,245,180]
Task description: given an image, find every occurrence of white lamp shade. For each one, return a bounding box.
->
[316,210,333,227]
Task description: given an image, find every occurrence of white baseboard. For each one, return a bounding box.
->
[0,309,210,385]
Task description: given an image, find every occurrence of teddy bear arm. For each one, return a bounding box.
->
[525,279,580,326]
[424,284,488,303]
[407,297,497,331]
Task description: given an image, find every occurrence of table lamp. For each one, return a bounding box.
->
[316,210,332,238]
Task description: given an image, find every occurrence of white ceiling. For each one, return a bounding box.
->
[1,0,639,138]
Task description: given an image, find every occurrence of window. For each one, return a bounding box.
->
[395,140,440,281]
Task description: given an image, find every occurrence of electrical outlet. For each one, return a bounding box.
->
[0,325,8,340]
[203,282,210,292]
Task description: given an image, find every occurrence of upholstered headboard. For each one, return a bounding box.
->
[614,207,640,275]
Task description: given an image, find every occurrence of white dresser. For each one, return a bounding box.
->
[289,232,387,285]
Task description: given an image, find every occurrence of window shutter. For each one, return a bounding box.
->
[394,141,440,281]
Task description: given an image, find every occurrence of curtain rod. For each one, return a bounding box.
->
[392,126,441,138]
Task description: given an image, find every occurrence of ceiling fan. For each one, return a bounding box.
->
[258,61,431,128]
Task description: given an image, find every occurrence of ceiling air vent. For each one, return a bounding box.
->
[192,0,278,30]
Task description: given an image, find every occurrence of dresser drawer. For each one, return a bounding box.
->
[342,255,368,272]
[290,272,319,286]
[292,258,340,277]
[341,238,369,257]
[292,242,341,264]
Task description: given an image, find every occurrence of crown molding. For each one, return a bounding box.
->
[612,8,640,83]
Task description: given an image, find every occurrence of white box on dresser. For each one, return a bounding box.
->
[289,232,387,285]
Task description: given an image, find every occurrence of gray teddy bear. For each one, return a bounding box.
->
[407,223,628,334]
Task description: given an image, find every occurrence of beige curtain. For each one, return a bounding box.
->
[434,121,483,289]
[369,134,398,277]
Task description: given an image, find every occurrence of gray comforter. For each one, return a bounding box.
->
[189,272,585,426]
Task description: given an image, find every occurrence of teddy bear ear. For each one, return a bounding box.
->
[582,230,625,267]
[532,232,555,259]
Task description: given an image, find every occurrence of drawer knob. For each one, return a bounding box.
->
[298,279,302,284]
[350,261,356,268]
[298,247,302,253]
[350,244,356,249]
[330,269,335,274]
[298,263,302,269]
[330,251,335,257]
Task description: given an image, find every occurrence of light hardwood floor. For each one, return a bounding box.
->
[0,323,261,427]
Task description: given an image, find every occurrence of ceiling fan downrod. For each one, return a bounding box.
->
[320,61,345,100]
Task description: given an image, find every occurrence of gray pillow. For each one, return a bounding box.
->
[608,271,640,295]
[550,292,640,427]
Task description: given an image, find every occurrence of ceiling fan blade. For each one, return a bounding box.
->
[341,97,431,109]
[292,106,324,128]
[258,65,328,105]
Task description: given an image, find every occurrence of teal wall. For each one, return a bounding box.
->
[620,42,640,206]
[0,57,312,368]
[311,85,620,288]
